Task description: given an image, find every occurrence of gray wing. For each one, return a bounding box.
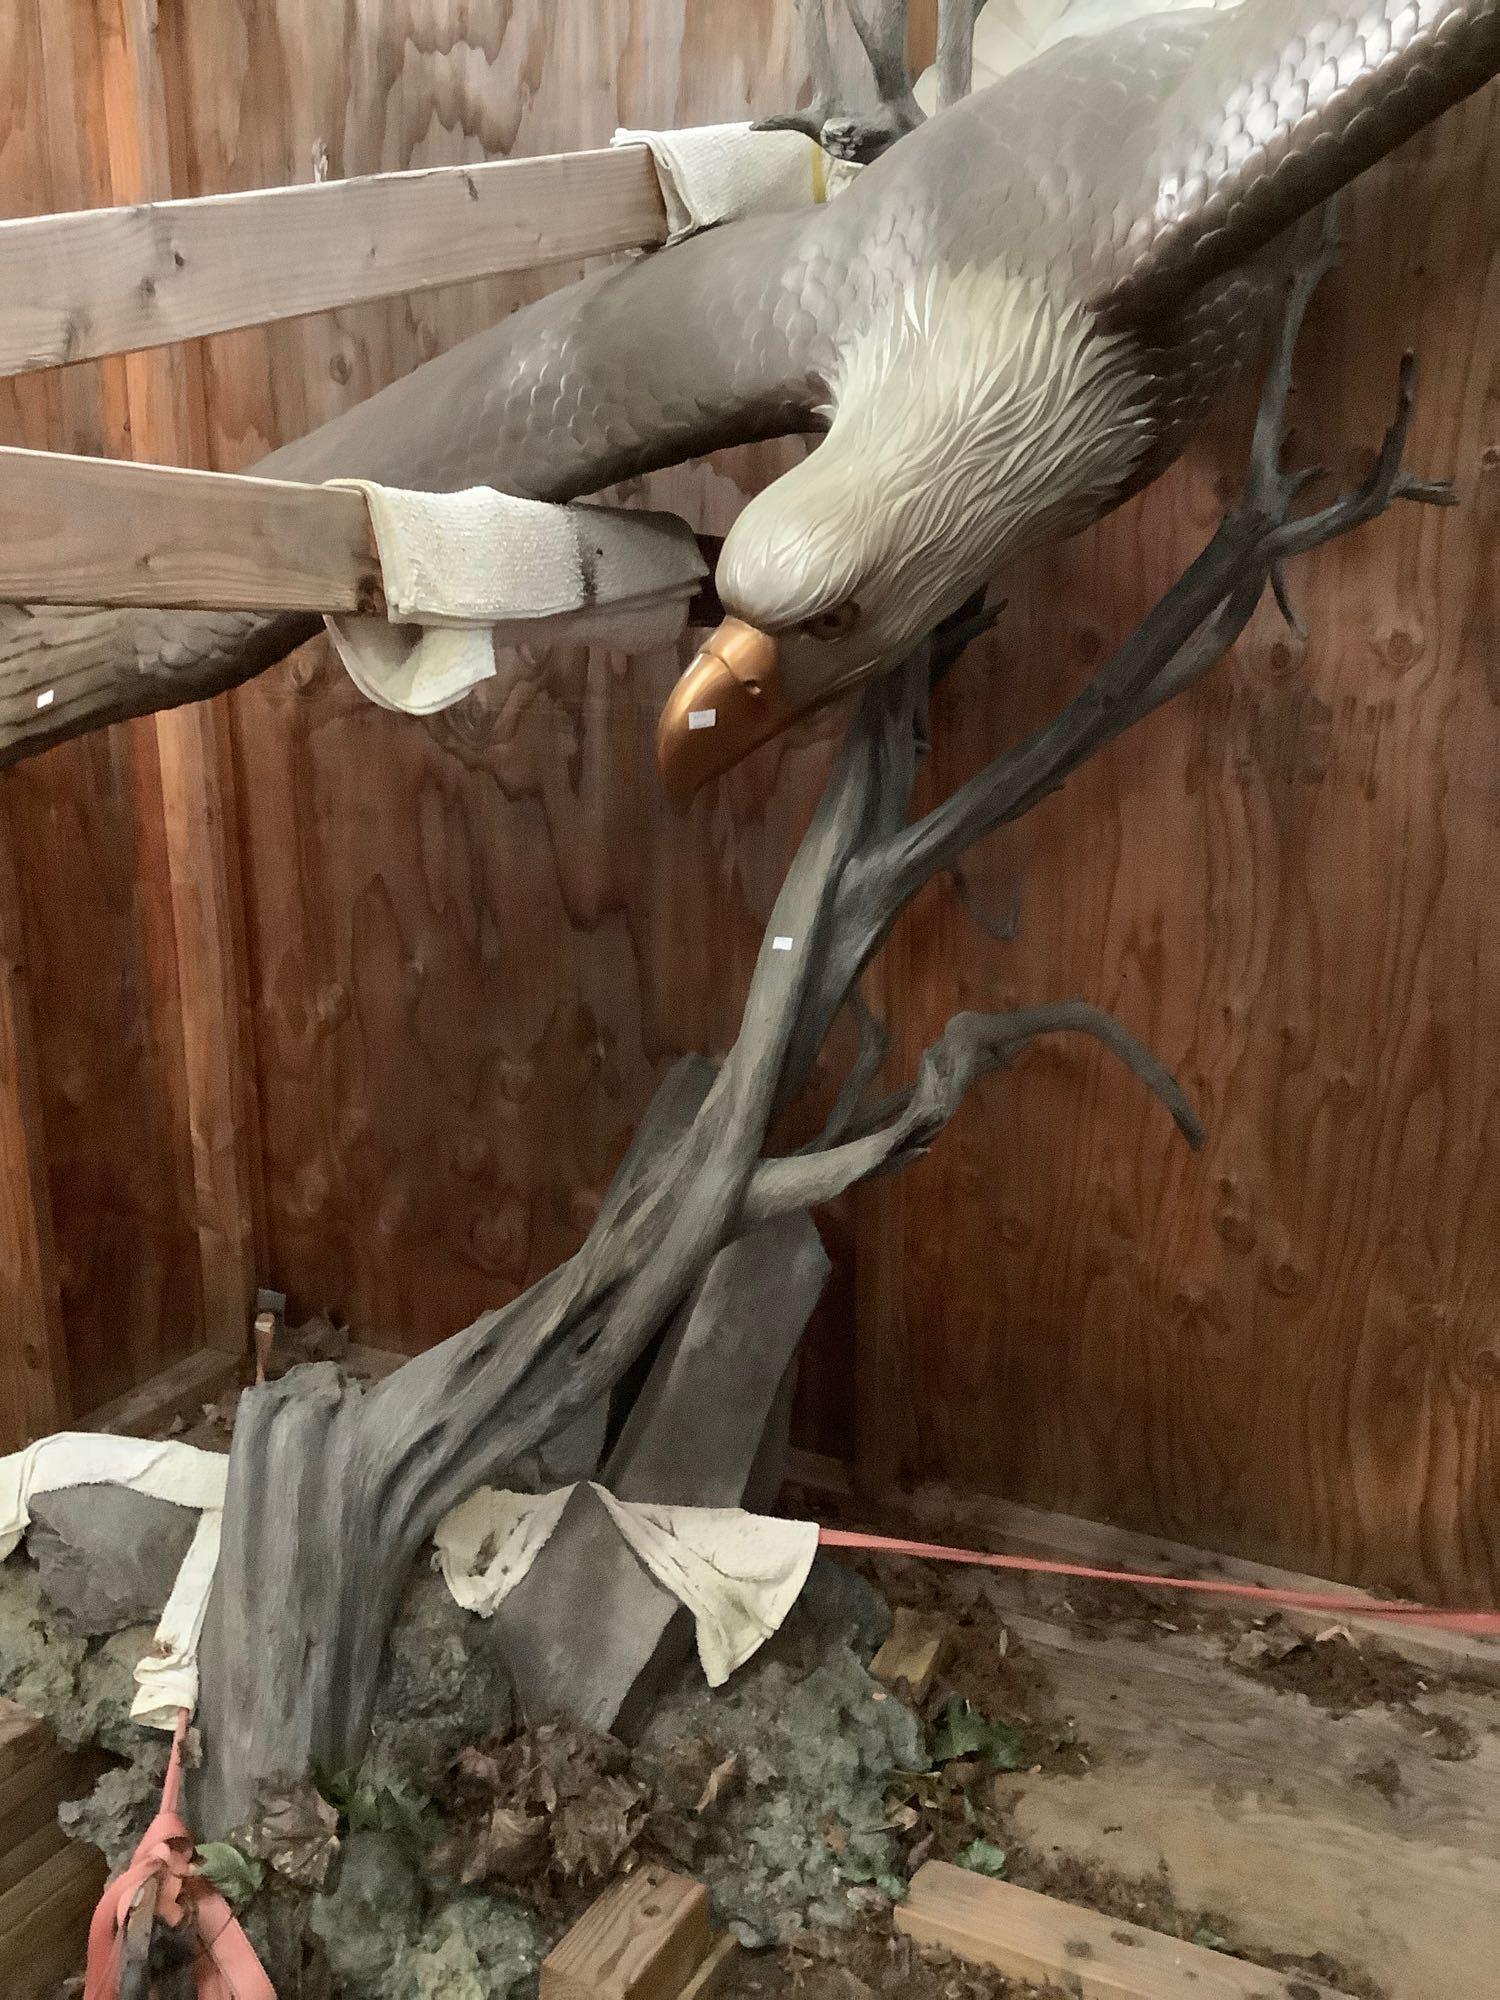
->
[1099,0,1500,321]
[0,206,853,763]
[259,207,843,498]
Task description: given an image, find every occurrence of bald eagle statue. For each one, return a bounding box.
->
[5,0,1498,790]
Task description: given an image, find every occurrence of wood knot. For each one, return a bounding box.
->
[1383,628,1420,668]
[1265,1258,1304,1299]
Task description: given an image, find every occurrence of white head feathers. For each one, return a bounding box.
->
[718,261,1155,664]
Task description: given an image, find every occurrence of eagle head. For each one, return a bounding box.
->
[657,265,1152,803]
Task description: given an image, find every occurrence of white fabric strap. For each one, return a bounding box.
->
[0,1433,229,1731]
[611,122,857,242]
[322,483,708,717]
[431,1481,820,1686]
[1,1434,817,1729]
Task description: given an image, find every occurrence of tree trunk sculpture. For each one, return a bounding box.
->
[191,219,1451,1835]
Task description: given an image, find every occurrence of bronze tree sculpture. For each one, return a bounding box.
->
[0,0,1491,1830]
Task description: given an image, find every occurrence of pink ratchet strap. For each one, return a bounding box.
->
[83,1707,275,2000]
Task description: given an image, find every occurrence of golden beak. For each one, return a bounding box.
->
[655,617,795,805]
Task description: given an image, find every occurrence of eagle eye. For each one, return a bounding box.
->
[802,601,859,642]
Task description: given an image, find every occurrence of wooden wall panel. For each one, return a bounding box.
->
[6,0,1488,1594]
[0,0,207,1428]
[167,1,860,1405]
[862,90,1500,1604]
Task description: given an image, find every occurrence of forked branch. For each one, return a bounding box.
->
[779,207,1455,1096]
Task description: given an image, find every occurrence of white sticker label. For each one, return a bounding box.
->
[772,936,794,952]
[35,689,54,710]
[688,708,717,730]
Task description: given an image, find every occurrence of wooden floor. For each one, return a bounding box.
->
[69,1372,1500,1999]
[790,1457,1500,2000]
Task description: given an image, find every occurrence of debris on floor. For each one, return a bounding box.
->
[6,1457,1500,1998]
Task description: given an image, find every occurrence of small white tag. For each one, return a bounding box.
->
[688,708,717,731]
[35,689,54,710]
[772,935,794,952]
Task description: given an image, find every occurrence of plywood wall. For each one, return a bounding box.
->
[862,91,1500,1603]
[0,1,1495,1600]
[0,0,209,1433]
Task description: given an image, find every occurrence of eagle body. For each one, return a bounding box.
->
[5,0,1497,773]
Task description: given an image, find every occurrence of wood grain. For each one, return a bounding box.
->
[857,83,1500,1603]
[540,1867,712,2000]
[898,1865,1350,1999]
[0,803,68,1443]
[0,0,205,1423]
[0,447,383,611]
[98,0,264,1358]
[179,0,852,1365]
[0,146,666,376]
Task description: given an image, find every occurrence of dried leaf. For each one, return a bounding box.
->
[251,1782,340,1889]
[694,1753,740,1815]
[462,1806,548,1887]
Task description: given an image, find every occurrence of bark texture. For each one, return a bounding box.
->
[190,217,1450,1837]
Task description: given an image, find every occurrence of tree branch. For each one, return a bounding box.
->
[780,215,1454,1090]
[745,1000,1203,1227]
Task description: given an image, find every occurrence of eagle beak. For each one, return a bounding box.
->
[656,617,793,804]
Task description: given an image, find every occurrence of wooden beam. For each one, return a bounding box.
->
[540,1868,713,2000]
[897,1865,1352,1999]
[0,807,69,1449]
[0,143,667,379]
[0,444,380,613]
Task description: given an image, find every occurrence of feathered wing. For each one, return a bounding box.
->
[0,207,845,763]
[915,0,1244,104]
[1099,0,1500,322]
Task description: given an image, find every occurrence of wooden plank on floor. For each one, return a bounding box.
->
[0,445,381,612]
[541,1867,712,2000]
[897,1865,1351,1999]
[0,1835,105,1996]
[82,1346,240,1437]
[0,143,666,376]
[0,1700,49,1788]
[929,1580,1500,2000]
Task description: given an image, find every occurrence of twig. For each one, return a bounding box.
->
[935,0,979,107]
[745,1001,1204,1227]
[814,984,893,1147]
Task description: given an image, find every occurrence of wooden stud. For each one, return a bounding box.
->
[0,145,666,379]
[897,1864,1352,2000]
[541,1868,713,2000]
[0,445,381,614]
[0,808,69,1449]
[96,0,266,1360]
[870,1604,951,1701]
